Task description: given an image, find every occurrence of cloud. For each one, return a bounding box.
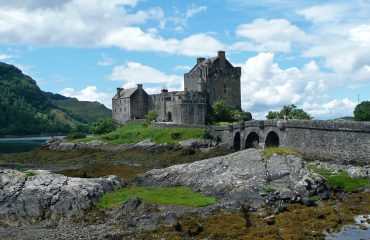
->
[186,5,207,18]
[97,54,115,66]
[60,86,112,108]
[232,19,306,52]
[303,98,357,119]
[297,3,348,24]
[0,1,221,57]
[108,62,183,89]
[238,52,349,119]
[0,54,13,61]
[174,65,192,71]
[350,25,370,43]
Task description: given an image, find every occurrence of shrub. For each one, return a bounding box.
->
[170,132,181,139]
[67,132,86,140]
[202,127,215,140]
[25,170,37,177]
[90,118,117,135]
[145,110,158,124]
[354,101,370,121]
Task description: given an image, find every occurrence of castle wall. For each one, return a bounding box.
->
[148,92,178,122]
[129,88,148,119]
[112,98,131,124]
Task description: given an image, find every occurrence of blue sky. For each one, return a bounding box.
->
[0,0,370,119]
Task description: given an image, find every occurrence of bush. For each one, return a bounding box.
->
[67,132,87,140]
[266,104,312,120]
[145,110,158,124]
[170,132,181,139]
[202,127,215,140]
[354,101,370,121]
[90,118,117,135]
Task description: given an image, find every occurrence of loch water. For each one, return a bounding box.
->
[0,136,64,155]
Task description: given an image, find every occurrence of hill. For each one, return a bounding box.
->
[44,92,111,123]
[0,62,111,135]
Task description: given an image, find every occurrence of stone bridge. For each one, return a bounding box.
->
[212,120,370,164]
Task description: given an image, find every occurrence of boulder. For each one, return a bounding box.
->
[0,169,124,223]
[134,149,329,208]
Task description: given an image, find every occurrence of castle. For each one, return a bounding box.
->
[112,51,241,125]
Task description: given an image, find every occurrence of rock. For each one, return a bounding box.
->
[49,142,76,151]
[0,169,124,223]
[135,149,266,196]
[348,166,369,178]
[263,215,276,225]
[179,139,218,149]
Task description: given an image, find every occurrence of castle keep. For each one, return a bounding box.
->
[112,51,241,125]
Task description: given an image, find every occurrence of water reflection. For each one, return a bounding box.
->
[325,215,370,239]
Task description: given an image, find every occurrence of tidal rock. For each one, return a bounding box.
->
[0,169,124,223]
[179,139,218,149]
[347,166,369,179]
[135,149,329,208]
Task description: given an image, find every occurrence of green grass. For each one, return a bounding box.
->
[25,170,37,177]
[263,147,300,159]
[79,123,204,144]
[307,164,370,192]
[96,186,217,209]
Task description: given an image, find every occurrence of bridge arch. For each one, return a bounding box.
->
[245,132,259,149]
[233,132,241,150]
[265,131,279,148]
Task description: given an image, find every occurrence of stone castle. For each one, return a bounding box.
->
[112,51,241,125]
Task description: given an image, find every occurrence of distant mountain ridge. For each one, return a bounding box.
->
[0,62,111,135]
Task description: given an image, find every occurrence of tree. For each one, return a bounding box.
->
[354,101,370,121]
[266,104,312,120]
[212,100,233,122]
[90,118,117,135]
[145,110,158,124]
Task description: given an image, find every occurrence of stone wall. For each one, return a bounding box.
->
[112,98,131,124]
[129,87,148,119]
[213,120,370,164]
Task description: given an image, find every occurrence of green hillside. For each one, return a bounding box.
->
[0,62,111,135]
[45,92,111,123]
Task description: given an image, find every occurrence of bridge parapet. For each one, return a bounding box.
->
[212,120,370,165]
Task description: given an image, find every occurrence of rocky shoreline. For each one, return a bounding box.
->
[1,145,370,239]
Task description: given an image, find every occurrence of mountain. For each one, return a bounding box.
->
[44,92,111,123]
[0,62,111,135]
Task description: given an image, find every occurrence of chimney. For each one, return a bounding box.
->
[116,87,123,96]
[218,50,226,69]
[137,84,143,89]
[218,51,225,59]
[197,57,205,64]
[161,89,168,93]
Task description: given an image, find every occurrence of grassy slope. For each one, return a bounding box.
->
[83,123,204,144]
[49,97,111,123]
[97,186,216,209]
[307,164,370,192]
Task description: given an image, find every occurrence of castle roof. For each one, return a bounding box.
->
[113,87,138,99]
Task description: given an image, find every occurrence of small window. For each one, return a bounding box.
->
[224,84,227,94]
[124,107,126,111]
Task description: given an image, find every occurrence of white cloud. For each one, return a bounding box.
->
[233,19,306,52]
[303,98,357,119]
[97,54,115,66]
[238,52,347,119]
[350,25,370,43]
[0,1,221,57]
[0,54,13,61]
[297,3,347,24]
[174,65,191,71]
[60,86,112,108]
[108,62,182,89]
[186,5,207,18]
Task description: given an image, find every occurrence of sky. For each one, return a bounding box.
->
[0,0,370,119]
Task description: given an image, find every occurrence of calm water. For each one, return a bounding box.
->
[0,136,64,155]
[325,215,370,239]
